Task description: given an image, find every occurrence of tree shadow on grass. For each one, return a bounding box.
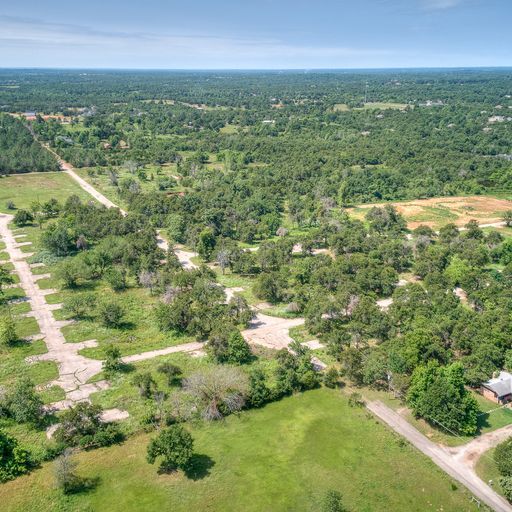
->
[184,453,215,481]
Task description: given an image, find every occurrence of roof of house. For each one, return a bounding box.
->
[482,371,512,398]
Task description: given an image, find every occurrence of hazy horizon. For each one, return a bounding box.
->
[1,1,510,69]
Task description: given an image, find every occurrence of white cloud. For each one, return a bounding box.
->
[421,0,463,10]
[0,15,393,68]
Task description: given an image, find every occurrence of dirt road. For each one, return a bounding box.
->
[367,400,512,512]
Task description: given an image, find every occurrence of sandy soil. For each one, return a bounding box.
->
[350,195,512,229]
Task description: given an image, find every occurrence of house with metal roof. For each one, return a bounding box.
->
[481,371,512,404]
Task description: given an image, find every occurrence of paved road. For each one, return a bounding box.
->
[367,400,512,512]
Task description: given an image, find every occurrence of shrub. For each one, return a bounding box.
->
[97,300,124,328]
[321,490,347,512]
[13,209,33,227]
[499,476,512,502]
[104,267,127,291]
[247,368,272,408]
[132,372,157,398]
[0,429,32,483]
[5,377,44,425]
[62,293,95,319]
[54,402,123,449]
[157,363,182,386]
[207,328,252,365]
[56,258,89,288]
[495,438,512,477]
[323,367,340,388]
[103,344,123,376]
[0,315,17,346]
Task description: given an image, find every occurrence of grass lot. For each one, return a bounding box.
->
[0,389,478,512]
[358,102,410,110]
[0,172,92,213]
[475,448,505,498]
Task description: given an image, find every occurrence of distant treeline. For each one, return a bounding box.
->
[0,114,59,174]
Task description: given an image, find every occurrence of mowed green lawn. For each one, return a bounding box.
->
[0,389,477,512]
[0,172,93,213]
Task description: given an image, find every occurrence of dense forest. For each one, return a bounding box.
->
[0,114,59,174]
[1,69,511,202]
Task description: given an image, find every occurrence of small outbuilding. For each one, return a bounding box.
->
[481,371,512,404]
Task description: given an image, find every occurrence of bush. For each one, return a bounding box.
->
[499,476,512,502]
[348,392,365,408]
[103,344,123,376]
[97,300,124,328]
[56,258,89,288]
[104,267,127,291]
[62,293,95,319]
[321,490,347,512]
[5,377,44,425]
[157,362,182,386]
[132,372,157,398]
[146,425,194,472]
[13,209,33,227]
[0,315,17,346]
[207,328,252,365]
[323,367,340,388]
[247,368,272,408]
[495,438,512,477]
[54,402,123,449]
[0,429,32,483]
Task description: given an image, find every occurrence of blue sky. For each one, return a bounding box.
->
[0,0,509,69]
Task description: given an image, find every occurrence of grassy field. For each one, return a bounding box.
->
[475,447,506,499]
[0,389,479,512]
[0,172,93,213]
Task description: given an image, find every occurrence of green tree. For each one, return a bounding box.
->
[247,368,272,408]
[0,429,31,483]
[407,361,479,436]
[197,228,216,261]
[146,425,194,472]
[6,377,44,425]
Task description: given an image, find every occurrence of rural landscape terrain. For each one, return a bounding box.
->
[0,67,511,512]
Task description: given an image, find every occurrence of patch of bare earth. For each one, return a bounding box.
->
[349,195,512,229]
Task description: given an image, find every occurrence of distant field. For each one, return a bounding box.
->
[0,389,477,512]
[0,172,93,213]
[358,102,410,110]
[332,102,409,112]
[349,195,512,229]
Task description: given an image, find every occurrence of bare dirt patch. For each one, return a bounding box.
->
[349,196,512,229]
